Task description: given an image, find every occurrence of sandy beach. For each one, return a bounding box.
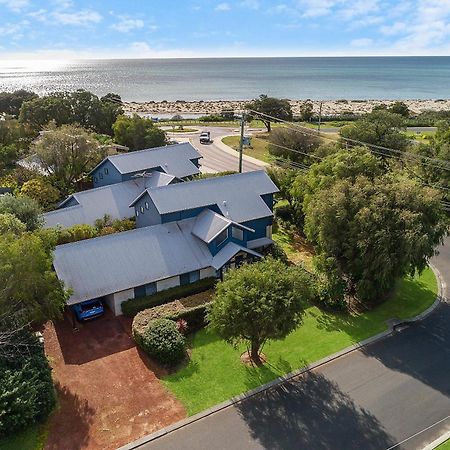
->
[124,99,450,117]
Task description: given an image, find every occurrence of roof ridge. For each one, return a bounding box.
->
[108,142,190,160]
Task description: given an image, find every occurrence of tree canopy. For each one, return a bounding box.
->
[0,90,38,117]
[0,194,42,231]
[207,259,312,365]
[20,178,61,208]
[268,127,321,165]
[32,124,105,193]
[0,232,68,325]
[19,90,123,135]
[304,175,447,302]
[245,95,293,132]
[340,110,409,152]
[112,114,167,151]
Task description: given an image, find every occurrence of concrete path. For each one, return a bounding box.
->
[124,237,450,450]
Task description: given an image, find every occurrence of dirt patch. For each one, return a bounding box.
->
[240,351,268,367]
[43,309,185,450]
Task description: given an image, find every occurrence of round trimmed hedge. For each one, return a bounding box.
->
[141,319,186,366]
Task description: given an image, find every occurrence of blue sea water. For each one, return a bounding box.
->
[0,57,449,102]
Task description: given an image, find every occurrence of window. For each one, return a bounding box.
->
[216,229,228,246]
[180,273,190,286]
[134,283,156,298]
[189,270,200,283]
[104,167,109,175]
[232,227,244,241]
[135,210,139,217]
[134,285,146,298]
[140,206,144,214]
[99,172,103,179]
[266,225,273,238]
[145,282,157,296]
[145,201,149,210]
[94,176,98,183]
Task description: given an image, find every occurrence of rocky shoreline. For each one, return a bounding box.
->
[124,99,450,117]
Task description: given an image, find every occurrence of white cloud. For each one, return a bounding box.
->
[351,38,373,47]
[380,21,407,36]
[52,10,102,26]
[0,0,30,12]
[0,20,29,37]
[111,18,144,33]
[240,0,260,9]
[215,2,231,12]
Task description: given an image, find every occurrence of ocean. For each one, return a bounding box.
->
[0,57,449,102]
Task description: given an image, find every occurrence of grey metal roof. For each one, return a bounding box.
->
[211,243,262,270]
[43,173,174,228]
[247,237,274,249]
[191,209,232,243]
[142,171,279,223]
[90,142,202,179]
[54,218,213,304]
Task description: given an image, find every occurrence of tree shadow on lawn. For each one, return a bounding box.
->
[45,382,95,450]
[236,371,395,450]
[312,275,437,340]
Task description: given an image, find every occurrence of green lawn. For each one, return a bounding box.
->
[437,439,450,450]
[221,135,271,163]
[163,268,437,415]
[0,423,47,450]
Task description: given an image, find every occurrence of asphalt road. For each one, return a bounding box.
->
[133,237,450,450]
[168,126,266,173]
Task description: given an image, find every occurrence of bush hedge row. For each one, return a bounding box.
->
[0,335,56,437]
[122,277,216,317]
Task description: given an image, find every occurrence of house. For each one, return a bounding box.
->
[90,142,202,188]
[52,171,278,315]
[43,172,177,229]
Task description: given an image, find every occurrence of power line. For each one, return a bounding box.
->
[247,109,450,172]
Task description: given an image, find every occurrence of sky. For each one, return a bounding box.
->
[0,0,450,59]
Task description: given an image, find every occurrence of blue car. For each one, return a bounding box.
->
[71,299,104,321]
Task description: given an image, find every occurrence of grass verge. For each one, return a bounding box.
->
[163,267,437,415]
[222,134,271,163]
[436,439,450,450]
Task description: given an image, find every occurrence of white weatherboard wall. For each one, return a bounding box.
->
[157,276,180,292]
[112,288,134,316]
[200,267,216,279]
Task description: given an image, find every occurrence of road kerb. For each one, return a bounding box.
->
[118,264,444,450]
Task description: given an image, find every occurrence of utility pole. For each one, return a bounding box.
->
[318,101,323,133]
[239,112,245,173]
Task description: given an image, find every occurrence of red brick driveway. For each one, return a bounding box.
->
[43,310,185,450]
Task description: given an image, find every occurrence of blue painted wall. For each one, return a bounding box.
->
[59,196,79,208]
[242,216,273,240]
[160,204,220,224]
[261,193,274,211]
[134,193,162,228]
[207,224,249,256]
[92,160,122,188]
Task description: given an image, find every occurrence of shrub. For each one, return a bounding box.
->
[141,319,186,366]
[132,290,213,342]
[0,339,56,437]
[122,277,216,317]
[275,203,294,223]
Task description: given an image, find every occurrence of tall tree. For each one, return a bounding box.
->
[0,232,68,325]
[0,194,42,231]
[245,95,293,132]
[340,110,409,152]
[0,90,37,116]
[268,127,320,165]
[207,259,312,365]
[113,114,167,151]
[304,175,448,303]
[32,124,104,193]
